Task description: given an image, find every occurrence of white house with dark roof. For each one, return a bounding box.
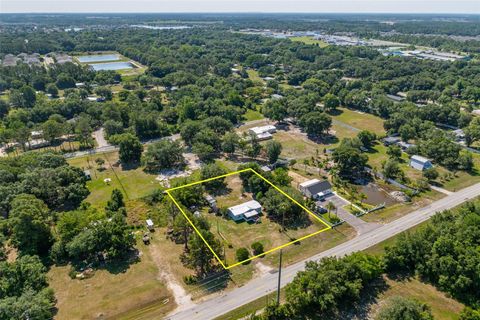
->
[228,200,262,222]
[410,155,433,171]
[299,179,332,200]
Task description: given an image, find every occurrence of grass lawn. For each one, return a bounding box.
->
[67,151,162,207]
[48,238,175,320]
[290,36,329,48]
[436,152,480,191]
[369,276,464,320]
[243,108,265,121]
[362,189,445,224]
[366,143,423,181]
[331,107,386,134]
[262,223,355,267]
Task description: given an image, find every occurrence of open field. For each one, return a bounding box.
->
[48,238,175,320]
[272,123,357,160]
[290,36,329,48]
[263,223,355,267]
[331,107,386,134]
[67,151,161,207]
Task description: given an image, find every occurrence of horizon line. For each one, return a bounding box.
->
[1,12,480,15]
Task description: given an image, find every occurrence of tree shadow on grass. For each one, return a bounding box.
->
[69,248,141,275]
[195,269,231,295]
[327,109,343,117]
[120,161,141,171]
[338,276,390,319]
[307,133,339,145]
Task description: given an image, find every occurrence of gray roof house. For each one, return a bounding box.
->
[410,155,433,171]
[299,179,332,199]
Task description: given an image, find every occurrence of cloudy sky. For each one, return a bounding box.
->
[2,0,479,13]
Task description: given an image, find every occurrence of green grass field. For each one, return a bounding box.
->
[243,108,265,121]
[272,122,357,160]
[67,151,162,207]
[332,107,386,134]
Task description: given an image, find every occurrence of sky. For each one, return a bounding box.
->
[2,0,479,14]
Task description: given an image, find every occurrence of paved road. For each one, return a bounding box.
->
[168,182,480,320]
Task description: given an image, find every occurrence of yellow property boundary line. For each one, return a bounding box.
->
[166,168,331,269]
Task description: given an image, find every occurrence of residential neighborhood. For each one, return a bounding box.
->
[1,9,479,320]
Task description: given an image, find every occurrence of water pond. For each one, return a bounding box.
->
[89,61,133,71]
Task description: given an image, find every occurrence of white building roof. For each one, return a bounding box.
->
[255,132,272,140]
[299,179,321,188]
[250,125,276,135]
[146,219,154,226]
[228,200,262,217]
[244,210,260,219]
[411,155,430,164]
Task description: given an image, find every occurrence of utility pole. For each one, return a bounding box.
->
[277,208,285,305]
[276,248,283,305]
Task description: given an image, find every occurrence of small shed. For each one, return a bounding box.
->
[83,169,92,180]
[146,219,155,231]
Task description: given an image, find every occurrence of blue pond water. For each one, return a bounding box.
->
[77,54,120,63]
[89,62,134,71]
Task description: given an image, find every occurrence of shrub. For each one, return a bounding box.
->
[183,275,198,285]
[236,247,250,263]
[251,242,264,255]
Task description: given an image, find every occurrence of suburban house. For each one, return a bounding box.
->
[410,155,433,171]
[383,136,401,146]
[398,141,415,150]
[249,125,277,141]
[228,200,262,222]
[299,179,332,200]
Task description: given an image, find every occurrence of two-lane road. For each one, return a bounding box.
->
[168,182,480,320]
